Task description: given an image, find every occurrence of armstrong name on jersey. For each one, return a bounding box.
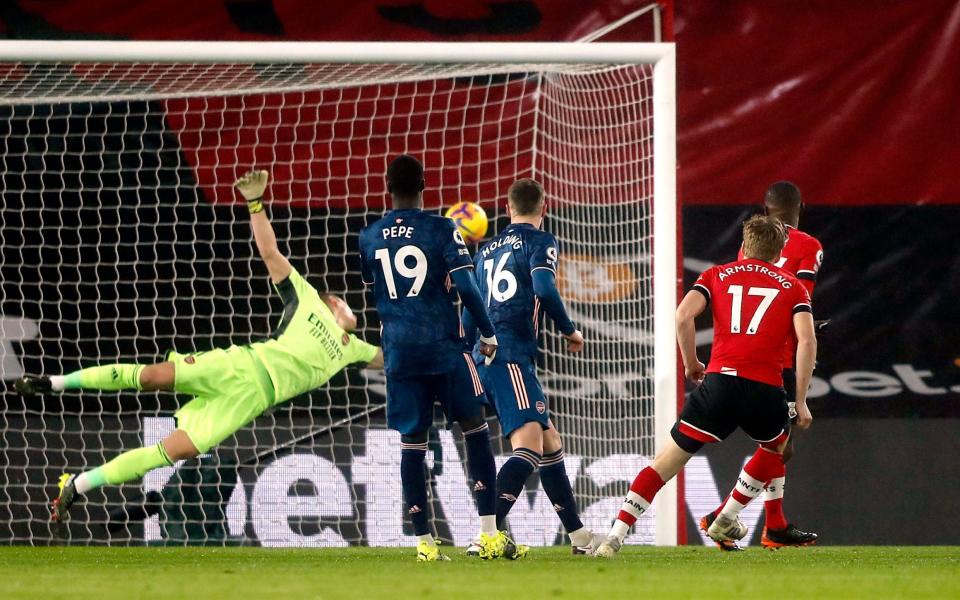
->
[716,263,795,288]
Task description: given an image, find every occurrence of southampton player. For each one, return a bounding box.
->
[595,215,817,557]
[462,178,603,557]
[15,170,383,523]
[358,155,502,562]
[700,181,822,549]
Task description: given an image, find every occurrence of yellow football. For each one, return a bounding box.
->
[445,201,489,243]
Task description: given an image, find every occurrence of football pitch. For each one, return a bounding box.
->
[1,546,957,599]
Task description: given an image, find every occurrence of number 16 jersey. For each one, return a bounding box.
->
[692,258,812,387]
[473,223,559,364]
[359,208,474,376]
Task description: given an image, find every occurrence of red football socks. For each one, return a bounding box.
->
[763,462,788,530]
[616,466,666,526]
[719,448,784,520]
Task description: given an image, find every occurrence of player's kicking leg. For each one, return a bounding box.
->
[597,376,767,558]
[593,445,757,558]
[704,434,792,549]
[759,368,818,548]
[594,437,692,558]
[699,444,815,550]
[744,437,816,549]
[699,482,814,550]
[597,427,791,555]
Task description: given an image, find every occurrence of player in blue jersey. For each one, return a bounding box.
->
[462,178,604,556]
[358,155,508,561]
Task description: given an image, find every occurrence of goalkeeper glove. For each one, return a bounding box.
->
[234,169,269,214]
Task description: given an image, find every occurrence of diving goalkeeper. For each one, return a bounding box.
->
[14,170,383,523]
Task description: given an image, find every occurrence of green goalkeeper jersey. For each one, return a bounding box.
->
[249,268,378,405]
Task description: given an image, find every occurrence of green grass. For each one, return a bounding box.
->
[1,546,958,599]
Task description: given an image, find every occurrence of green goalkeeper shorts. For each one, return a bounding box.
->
[168,344,275,454]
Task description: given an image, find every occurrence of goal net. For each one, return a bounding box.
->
[0,42,677,546]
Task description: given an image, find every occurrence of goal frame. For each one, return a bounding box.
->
[0,40,679,545]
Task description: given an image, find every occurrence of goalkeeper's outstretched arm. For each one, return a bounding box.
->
[235,169,293,284]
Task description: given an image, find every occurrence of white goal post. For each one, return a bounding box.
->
[0,41,678,546]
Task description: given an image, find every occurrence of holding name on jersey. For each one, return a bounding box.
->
[461,178,599,558]
[445,201,489,243]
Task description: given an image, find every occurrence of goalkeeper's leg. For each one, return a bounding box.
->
[17,362,175,396]
[28,360,183,522]
[53,429,199,522]
[50,347,266,523]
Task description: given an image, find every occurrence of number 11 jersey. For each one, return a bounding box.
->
[692,258,812,387]
[359,208,474,376]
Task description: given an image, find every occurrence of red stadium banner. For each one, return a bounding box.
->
[12,0,662,42]
[164,79,538,210]
[676,0,960,205]
[9,0,960,206]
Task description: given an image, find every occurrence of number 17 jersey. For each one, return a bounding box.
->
[692,258,811,387]
[359,208,474,377]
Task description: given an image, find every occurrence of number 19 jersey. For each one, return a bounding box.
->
[692,258,812,387]
[359,208,474,376]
